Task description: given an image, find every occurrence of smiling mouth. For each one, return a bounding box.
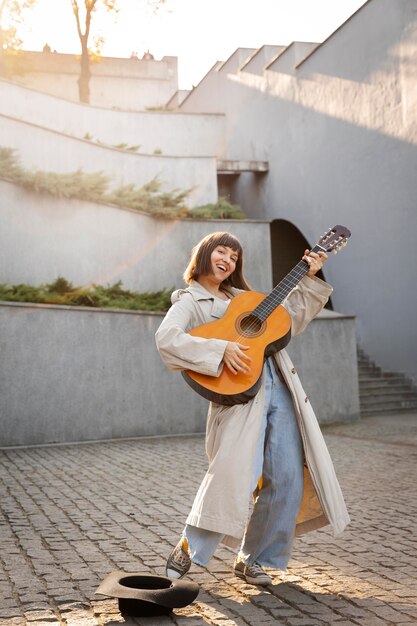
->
[216,264,228,273]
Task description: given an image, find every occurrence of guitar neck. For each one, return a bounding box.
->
[253,244,325,323]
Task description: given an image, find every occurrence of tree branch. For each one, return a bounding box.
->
[70,0,83,41]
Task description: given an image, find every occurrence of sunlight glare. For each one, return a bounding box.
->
[18,0,367,89]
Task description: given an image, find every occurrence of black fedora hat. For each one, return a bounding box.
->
[96,571,199,617]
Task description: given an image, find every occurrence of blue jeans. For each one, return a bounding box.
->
[184,358,304,570]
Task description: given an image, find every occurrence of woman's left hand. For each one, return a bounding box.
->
[303,249,328,277]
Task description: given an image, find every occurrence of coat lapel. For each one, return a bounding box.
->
[186,282,230,319]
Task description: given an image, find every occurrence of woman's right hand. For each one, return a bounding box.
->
[223,342,251,375]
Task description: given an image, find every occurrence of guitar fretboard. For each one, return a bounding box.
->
[253,245,324,323]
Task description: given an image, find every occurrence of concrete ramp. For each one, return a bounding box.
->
[0,114,218,207]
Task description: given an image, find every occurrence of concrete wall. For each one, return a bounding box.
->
[0,302,358,447]
[0,78,226,158]
[179,0,417,383]
[11,51,178,110]
[0,181,271,293]
[241,46,285,76]
[266,42,318,74]
[288,310,359,424]
[0,117,218,207]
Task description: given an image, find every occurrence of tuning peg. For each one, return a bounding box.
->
[332,249,338,255]
[342,240,348,247]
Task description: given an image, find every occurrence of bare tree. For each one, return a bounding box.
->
[70,1,116,103]
[70,0,166,104]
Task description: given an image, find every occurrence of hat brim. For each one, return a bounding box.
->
[95,572,199,609]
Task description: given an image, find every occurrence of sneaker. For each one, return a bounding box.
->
[234,558,272,586]
[166,538,191,579]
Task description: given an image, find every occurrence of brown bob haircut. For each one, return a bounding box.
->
[183,231,251,291]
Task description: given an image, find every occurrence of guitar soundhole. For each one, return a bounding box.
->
[236,313,265,338]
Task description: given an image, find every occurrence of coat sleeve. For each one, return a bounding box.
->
[155,293,228,376]
[283,275,333,337]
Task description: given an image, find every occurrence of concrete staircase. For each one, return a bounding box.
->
[358,347,417,416]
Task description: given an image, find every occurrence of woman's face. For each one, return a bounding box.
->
[209,245,238,283]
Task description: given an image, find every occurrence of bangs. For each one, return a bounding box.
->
[211,232,242,255]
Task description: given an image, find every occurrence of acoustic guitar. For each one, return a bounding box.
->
[181,225,351,406]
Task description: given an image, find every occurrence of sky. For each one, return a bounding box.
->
[16,0,367,89]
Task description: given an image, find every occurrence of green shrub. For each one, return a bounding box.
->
[0,278,173,312]
[113,143,140,152]
[46,277,75,294]
[0,146,246,219]
[0,147,22,181]
[23,170,109,202]
[0,283,48,303]
[188,197,246,219]
[106,179,190,218]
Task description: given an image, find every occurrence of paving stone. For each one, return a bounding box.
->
[0,609,24,619]
[175,616,206,626]
[287,617,325,626]
[24,609,58,621]
[0,413,417,625]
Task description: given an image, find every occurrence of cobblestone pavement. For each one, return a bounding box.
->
[1,413,416,626]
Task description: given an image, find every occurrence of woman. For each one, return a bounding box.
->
[155,231,350,586]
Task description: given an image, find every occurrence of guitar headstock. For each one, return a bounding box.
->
[318,225,351,255]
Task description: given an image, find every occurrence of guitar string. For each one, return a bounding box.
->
[239,241,332,323]
[256,265,308,314]
[247,265,308,322]
[227,263,310,346]
[225,244,338,344]
[213,238,343,372]
[229,266,309,344]
[224,241,335,344]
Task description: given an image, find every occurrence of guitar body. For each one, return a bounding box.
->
[182,291,292,405]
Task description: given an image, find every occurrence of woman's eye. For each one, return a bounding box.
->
[216,248,237,263]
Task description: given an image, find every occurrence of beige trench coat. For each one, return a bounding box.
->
[155,277,350,549]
